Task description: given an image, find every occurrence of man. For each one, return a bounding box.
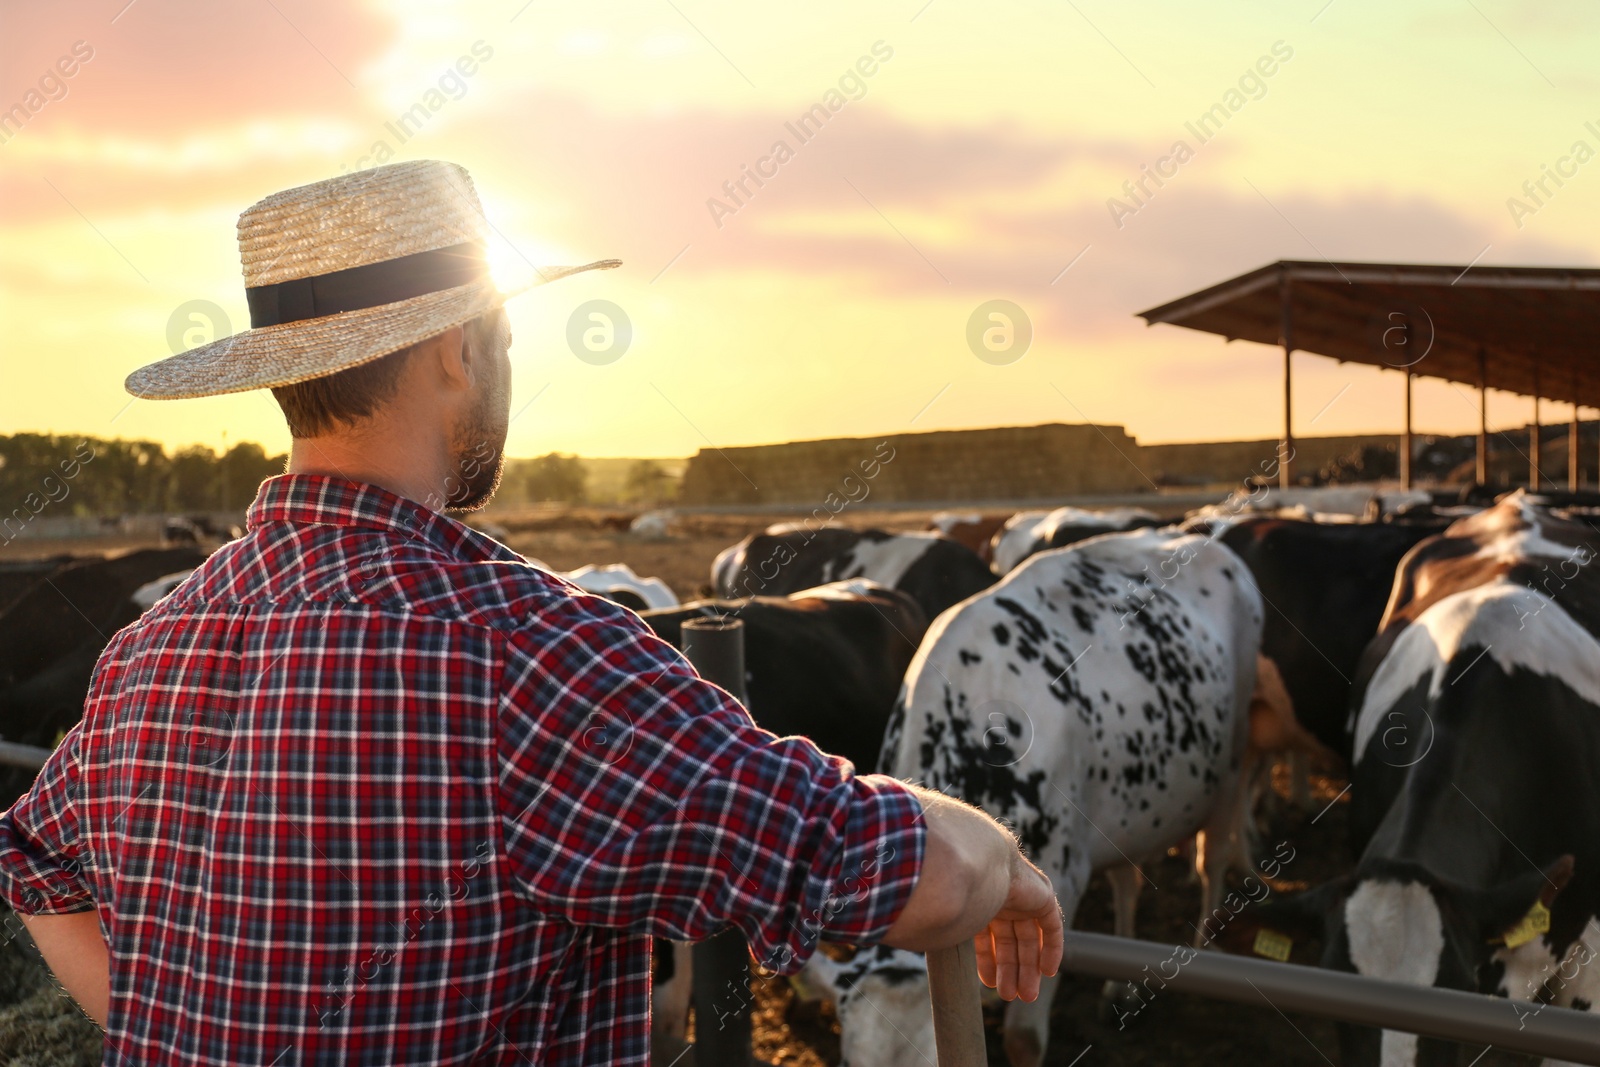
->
[0,160,1061,1065]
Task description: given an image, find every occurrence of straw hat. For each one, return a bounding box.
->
[125,160,619,400]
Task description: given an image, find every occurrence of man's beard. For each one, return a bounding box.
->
[445,379,508,513]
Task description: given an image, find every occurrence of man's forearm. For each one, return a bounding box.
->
[882,785,1016,950]
[19,908,109,1027]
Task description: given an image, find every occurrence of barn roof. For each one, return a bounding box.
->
[1136,260,1600,408]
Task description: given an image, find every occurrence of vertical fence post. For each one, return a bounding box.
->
[682,616,754,1067]
[927,941,988,1066]
[682,616,748,705]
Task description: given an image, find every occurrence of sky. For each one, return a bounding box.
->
[2,0,1598,459]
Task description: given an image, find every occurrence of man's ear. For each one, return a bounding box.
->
[424,324,471,390]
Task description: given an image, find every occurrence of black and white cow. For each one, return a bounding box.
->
[639,581,929,1052]
[711,527,995,621]
[559,563,678,611]
[1246,492,1600,1066]
[514,559,680,612]
[818,527,1263,1067]
[988,506,1162,575]
[1217,515,1450,763]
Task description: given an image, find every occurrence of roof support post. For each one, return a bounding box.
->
[1280,269,1294,490]
[1572,370,1582,491]
[1401,369,1414,490]
[1531,356,1542,490]
[1477,348,1489,486]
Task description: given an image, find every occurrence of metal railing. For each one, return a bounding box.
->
[1061,930,1600,1066]
[0,740,52,771]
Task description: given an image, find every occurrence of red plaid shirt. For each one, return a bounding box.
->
[0,474,925,1066]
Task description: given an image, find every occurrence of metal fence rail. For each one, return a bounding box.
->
[0,741,51,771]
[1063,931,1600,1066]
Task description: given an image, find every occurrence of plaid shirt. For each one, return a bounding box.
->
[0,474,925,1066]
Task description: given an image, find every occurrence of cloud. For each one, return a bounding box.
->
[4,78,1592,359]
[1,0,398,132]
[439,92,1593,346]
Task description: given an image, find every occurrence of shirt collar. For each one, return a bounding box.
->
[246,474,518,563]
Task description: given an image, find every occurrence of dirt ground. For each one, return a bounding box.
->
[0,507,1543,1065]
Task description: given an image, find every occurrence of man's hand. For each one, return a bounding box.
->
[974,849,1063,1002]
[882,783,1064,1002]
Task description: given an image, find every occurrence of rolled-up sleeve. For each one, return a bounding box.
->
[494,593,925,973]
[0,723,93,914]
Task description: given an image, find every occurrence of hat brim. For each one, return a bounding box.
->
[125,259,620,401]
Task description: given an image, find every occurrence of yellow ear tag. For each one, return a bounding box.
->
[787,971,826,1004]
[1253,928,1293,962]
[1501,901,1552,950]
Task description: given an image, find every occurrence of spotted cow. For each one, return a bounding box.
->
[794,944,937,1067]
[842,527,1263,1067]
[711,527,995,621]
[1244,492,1600,1066]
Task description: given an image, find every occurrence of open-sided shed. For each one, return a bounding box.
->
[1137,260,1600,489]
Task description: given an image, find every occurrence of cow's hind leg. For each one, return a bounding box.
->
[1194,775,1252,948]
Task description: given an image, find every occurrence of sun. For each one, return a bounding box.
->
[474,188,578,293]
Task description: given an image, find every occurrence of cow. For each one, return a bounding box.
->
[988,506,1162,575]
[1241,652,1329,822]
[628,509,674,540]
[638,581,926,774]
[132,569,194,610]
[639,581,929,1053]
[515,559,679,612]
[926,511,1009,566]
[559,562,678,611]
[0,547,207,698]
[0,547,208,805]
[711,527,995,621]
[1216,515,1450,768]
[0,557,73,616]
[1239,491,1600,1066]
[814,527,1263,1067]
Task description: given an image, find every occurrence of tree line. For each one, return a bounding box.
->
[0,434,679,515]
